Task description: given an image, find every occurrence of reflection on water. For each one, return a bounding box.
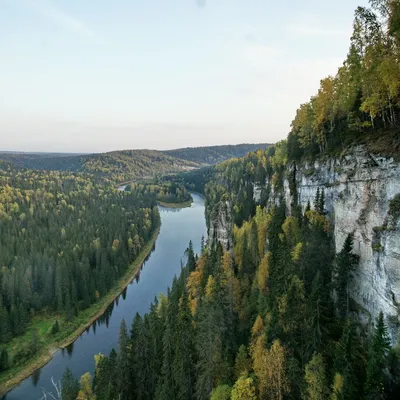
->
[31,370,40,388]
[160,206,183,213]
[66,343,74,357]
[3,193,206,400]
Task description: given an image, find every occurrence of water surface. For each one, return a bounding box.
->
[3,193,206,400]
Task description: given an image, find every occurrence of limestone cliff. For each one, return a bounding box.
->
[281,146,400,342]
[208,199,233,250]
[211,145,400,343]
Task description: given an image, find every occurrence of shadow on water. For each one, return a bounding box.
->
[66,343,74,357]
[159,206,182,213]
[31,370,40,388]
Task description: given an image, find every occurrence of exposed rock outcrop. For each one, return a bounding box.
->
[212,145,400,343]
[208,199,233,250]
[283,146,400,343]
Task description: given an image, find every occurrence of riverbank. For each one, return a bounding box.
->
[0,224,161,397]
[157,199,193,208]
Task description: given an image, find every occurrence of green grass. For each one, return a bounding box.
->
[0,224,160,396]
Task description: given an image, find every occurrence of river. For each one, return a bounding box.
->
[3,193,206,400]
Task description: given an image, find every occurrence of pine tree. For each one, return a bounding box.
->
[303,200,311,225]
[130,313,149,400]
[0,348,9,372]
[314,188,320,212]
[61,368,79,400]
[333,320,364,399]
[195,278,229,400]
[51,319,60,335]
[117,319,130,399]
[365,311,391,399]
[234,345,251,379]
[172,293,194,400]
[0,304,12,343]
[318,188,325,215]
[333,234,360,318]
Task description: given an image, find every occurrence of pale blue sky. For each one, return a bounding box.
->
[0,0,369,152]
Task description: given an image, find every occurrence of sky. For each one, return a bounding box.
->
[0,0,370,153]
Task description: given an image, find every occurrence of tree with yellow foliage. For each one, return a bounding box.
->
[77,372,96,400]
[231,376,257,400]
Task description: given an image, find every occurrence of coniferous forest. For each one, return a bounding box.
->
[0,161,160,375]
[68,187,400,399]
[61,1,400,399]
[1,0,400,399]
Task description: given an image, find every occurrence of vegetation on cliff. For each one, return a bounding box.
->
[288,0,400,160]
[72,188,399,399]
[66,2,400,398]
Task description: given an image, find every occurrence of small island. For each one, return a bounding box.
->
[125,179,194,209]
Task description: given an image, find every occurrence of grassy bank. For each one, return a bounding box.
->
[0,224,160,396]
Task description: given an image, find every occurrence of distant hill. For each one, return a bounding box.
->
[0,150,200,183]
[0,143,271,183]
[163,143,270,165]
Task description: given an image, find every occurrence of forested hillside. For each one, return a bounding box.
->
[65,1,400,399]
[70,179,400,400]
[127,179,192,206]
[287,0,400,160]
[0,145,270,184]
[0,162,160,384]
[0,150,199,184]
[164,144,270,165]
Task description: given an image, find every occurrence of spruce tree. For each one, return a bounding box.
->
[333,320,364,399]
[365,312,391,399]
[333,234,360,318]
[0,305,12,343]
[314,188,320,212]
[61,368,79,400]
[0,348,9,372]
[117,319,130,398]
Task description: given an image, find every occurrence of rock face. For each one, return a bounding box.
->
[211,145,400,343]
[282,146,400,343]
[208,199,233,250]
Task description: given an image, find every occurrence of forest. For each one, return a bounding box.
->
[60,1,400,399]
[2,0,400,398]
[164,144,270,166]
[126,179,192,206]
[0,150,200,184]
[0,144,270,185]
[287,0,400,159]
[67,192,400,400]
[0,161,160,378]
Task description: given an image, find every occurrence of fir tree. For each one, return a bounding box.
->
[318,188,325,215]
[365,312,391,399]
[333,234,360,318]
[117,319,130,399]
[314,188,321,212]
[61,368,79,400]
[333,320,364,399]
[0,348,9,372]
